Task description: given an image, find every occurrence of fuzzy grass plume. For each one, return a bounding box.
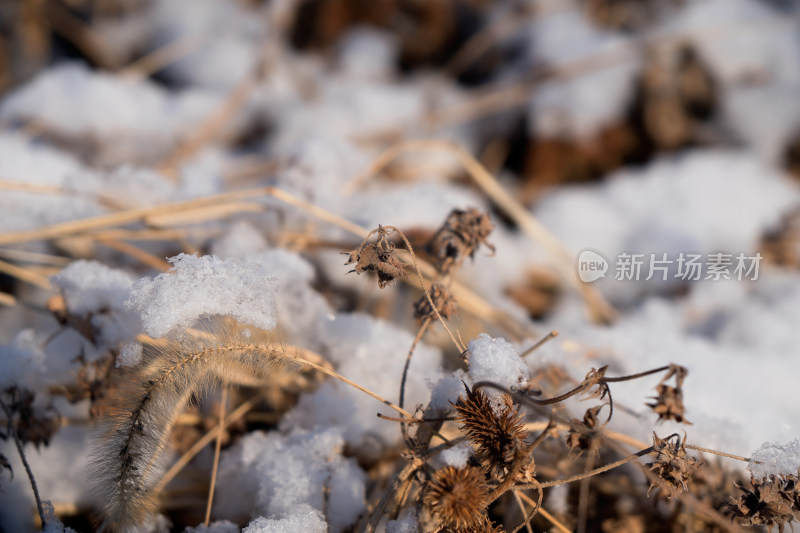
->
[91,318,298,532]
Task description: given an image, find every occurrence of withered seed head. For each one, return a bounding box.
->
[646,432,701,499]
[425,465,491,531]
[414,283,457,323]
[647,364,690,424]
[647,383,690,424]
[729,475,799,533]
[344,241,406,288]
[566,404,607,457]
[3,386,59,448]
[580,366,609,401]
[429,208,495,275]
[453,384,527,472]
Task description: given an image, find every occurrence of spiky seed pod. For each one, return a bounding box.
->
[414,283,457,323]
[425,465,491,531]
[452,385,527,472]
[429,208,495,275]
[566,404,606,457]
[646,433,701,499]
[729,475,800,533]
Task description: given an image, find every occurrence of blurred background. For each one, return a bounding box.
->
[2,1,800,531]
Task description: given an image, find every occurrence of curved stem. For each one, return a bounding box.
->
[0,398,46,527]
[384,226,464,352]
[516,446,655,490]
[603,365,670,383]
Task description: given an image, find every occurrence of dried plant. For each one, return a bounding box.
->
[424,465,493,531]
[729,474,800,532]
[91,321,300,530]
[646,432,701,499]
[0,386,58,527]
[344,225,406,288]
[414,283,458,323]
[566,404,607,458]
[647,364,690,424]
[428,208,495,275]
[453,384,527,473]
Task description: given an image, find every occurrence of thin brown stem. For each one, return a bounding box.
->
[384,226,464,353]
[512,490,535,533]
[576,453,596,533]
[399,317,432,443]
[519,330,559,358]
[204,386,227,525]
[517,447,656,490]
[517,491,571,533]
[685,445,750,463]
[0,398,46,527]
[603,365,671,383]
[377,413,455,424]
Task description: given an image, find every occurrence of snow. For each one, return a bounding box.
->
[337,27,398,82]
[0,330,47,390]
[535,150,799,303]
[0,133,101,232]
[386,509,420,533]
[125,254,278,338]
[0,63,220,162]
[150,0,269,91]
[467,333,529,409]
[242,505,326,533]
[524,7,640,139]
[185,520,239,533]
[51,260,140,349]
[663,0,800,162]
[438,441,474,468]
[749,439,800,481]
[280,313,442,451]
[117,342,143,368]
[214,427,363,533]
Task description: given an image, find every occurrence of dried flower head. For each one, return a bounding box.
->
[429,208,495,275]
[580,366,610,401]
[344,227,406,288]
[729,475,800,533]
[2,387,59,448]
[566,404,607,457]
[453,384,527,472]
[425,465,491,531]
[414,283,457,323]
[647,384,689,424]
[646,432,701,499]
[647,364,690,424]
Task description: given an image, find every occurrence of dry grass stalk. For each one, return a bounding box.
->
[92,317,419,531]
